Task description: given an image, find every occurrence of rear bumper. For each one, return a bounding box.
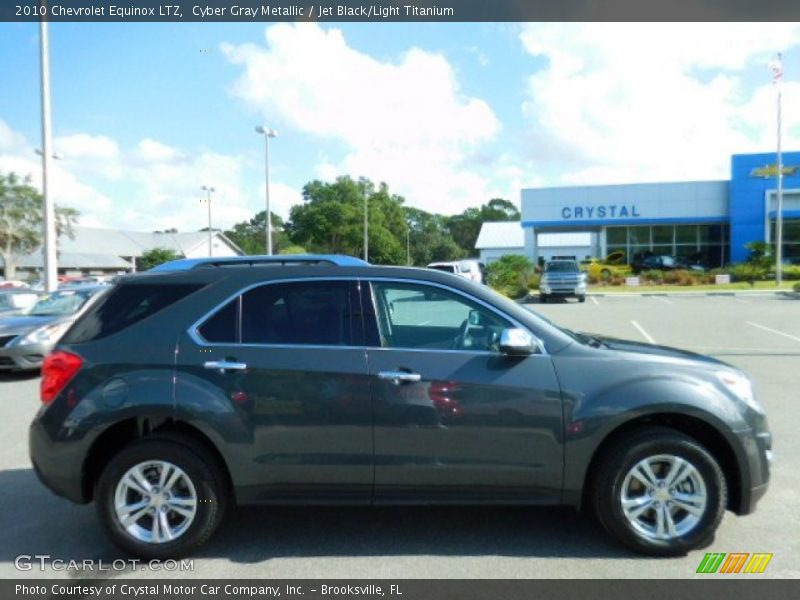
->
[29,419,89,504]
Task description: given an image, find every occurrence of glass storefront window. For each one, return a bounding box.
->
[652,226,673,245]
[629,226,651,246]
[606,227,627,246]
[698,224,724,245]
[770,220,800,264]
[602,223,727,266]
[675,225,698,245]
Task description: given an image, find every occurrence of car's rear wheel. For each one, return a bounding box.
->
[592,427,726,556]
[540,294,548,303]
[96,434,228,559]
[578,295,586,303]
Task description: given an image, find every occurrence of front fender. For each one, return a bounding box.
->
[560,374,748,501]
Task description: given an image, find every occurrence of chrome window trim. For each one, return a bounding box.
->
[187,276,547,356]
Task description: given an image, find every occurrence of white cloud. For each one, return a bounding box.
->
[0,119,287,233]
[0,120,115,217]
[222,23,502,215]
[134,138,181,163]
[519,23,800,185]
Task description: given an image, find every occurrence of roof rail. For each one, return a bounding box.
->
[149,254,370,272]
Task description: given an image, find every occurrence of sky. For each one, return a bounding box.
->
[1,22,799,233]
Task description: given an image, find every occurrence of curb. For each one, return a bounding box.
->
[518,291,799,302]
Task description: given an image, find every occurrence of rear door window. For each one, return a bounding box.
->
[195,280,363,347]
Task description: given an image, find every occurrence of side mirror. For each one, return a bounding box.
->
[499,328,540,356]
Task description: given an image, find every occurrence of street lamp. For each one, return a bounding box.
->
[255,126,278,255]
[201,186,215,257]
[39,18,57,292]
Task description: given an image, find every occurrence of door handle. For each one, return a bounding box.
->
[203,360,248,373]
[377,370,422,385]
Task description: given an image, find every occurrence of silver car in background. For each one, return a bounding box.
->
[539,259,587,303]
[0,290,42,319]
[0,285,108,371]
[427,259,485,284]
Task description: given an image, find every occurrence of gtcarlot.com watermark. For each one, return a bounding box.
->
[15,554,194,572]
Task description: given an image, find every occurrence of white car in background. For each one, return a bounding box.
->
[426,260,485,284]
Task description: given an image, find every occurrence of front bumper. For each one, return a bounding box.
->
[0,341,52,370]
[734,427,772,515]
[540,284,586,297]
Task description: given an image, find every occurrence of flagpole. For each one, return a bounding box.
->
[775,52,784,286]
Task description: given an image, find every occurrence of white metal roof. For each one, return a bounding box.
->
[475,222,524,249]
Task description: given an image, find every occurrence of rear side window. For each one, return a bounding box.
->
[195,280,361,347]
[61,284,203,344]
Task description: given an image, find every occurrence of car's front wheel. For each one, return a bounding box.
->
[592,427,726,556]
[95,434,228,559]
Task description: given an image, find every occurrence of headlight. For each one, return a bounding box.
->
[716,371,763,413]
[14,322,71,347]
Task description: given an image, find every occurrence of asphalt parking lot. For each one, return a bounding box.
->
[0,294,797,579]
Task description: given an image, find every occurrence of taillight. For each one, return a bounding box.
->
[41,351,83,404]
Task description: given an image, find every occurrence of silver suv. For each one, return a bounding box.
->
[540,259,587,303]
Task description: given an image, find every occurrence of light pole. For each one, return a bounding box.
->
[39,18,57,292]
[363,186,369,262]
[201,186,215,257]
[774,52,784,286]
[255,126,278,255]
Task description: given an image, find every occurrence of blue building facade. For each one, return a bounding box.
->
[520,151,800,266]
[730,152,800,263]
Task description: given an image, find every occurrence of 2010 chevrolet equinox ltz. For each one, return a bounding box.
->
[29,255,771,558]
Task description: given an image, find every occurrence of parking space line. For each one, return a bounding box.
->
[631,320,656,344]
[590,296,599,305]
[651,296,673,304]
[746,321,800,343]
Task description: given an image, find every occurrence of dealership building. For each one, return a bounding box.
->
[478,151,800,266]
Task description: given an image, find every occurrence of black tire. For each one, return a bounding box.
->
[578,295,586,303]
[95,434,229,559]
[592,427,726,556]
[540,294,548,303]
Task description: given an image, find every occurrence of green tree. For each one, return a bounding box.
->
[224,211,288,255]
[287,176,407,264]
[0,171,79,279]
[138,247,181,270]
[405,207,463,265]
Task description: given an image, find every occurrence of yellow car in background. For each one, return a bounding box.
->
[580,251,633,280]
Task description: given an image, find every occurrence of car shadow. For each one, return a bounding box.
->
[0,371,39,382]
[0,467,640,577]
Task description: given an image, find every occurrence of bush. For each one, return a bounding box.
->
[486,255,535,299]
[781,265,800,281]
[794,282,800,293]
[609,275,625,286]
[727,263,769,285]
[639,269,663,284]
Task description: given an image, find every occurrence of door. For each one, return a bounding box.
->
[175,279,373,503]
[364,280,564,503]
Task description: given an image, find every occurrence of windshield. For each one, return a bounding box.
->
[545,261,579,273]
[27,289,96,317]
